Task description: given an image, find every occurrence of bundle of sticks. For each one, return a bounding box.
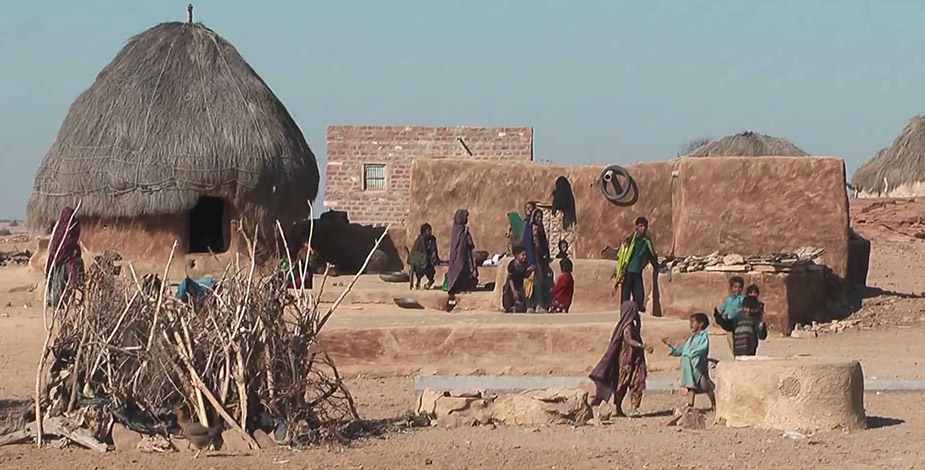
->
[6,206,389,451]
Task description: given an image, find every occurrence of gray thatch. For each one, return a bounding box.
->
[851,116,925,194]
[28,21,318,228]
[685,131,809,157]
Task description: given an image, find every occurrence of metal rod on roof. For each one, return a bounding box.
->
[456,137,473,156]
[187,4,194,24]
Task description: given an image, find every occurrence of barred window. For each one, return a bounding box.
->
[363,164,387,191]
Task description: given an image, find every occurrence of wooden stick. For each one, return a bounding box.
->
[169,334,259,449]
[67,327,90,412]
[146,241,178,350]
[317,225,390,332]
[178,315,208,426]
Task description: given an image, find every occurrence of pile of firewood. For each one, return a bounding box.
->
[1,211,389,451]
[0,249,31,267]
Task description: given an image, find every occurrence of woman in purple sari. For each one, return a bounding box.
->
[446,209,477,309]
[45,207,84,306]
[589,301,650,417]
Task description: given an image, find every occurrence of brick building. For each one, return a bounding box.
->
[324,125,533,226]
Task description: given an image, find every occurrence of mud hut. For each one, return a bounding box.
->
[27,18,318,261]
[685,131,808,157]
[852,116,925,197]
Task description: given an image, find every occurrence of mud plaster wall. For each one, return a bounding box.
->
[324,126,533,227]
[407,159,675,260]
[408,156,849,278]
[674,157,849,277]
[75,214,257,275]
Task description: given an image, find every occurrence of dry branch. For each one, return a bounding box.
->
[29,209,375,450]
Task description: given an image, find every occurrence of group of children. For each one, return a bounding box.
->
[501,240,575,314]
[661,276,769,409]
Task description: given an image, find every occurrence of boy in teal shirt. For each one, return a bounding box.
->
[662,313,715,410]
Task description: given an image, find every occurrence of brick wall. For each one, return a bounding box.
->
[324,125,533,226]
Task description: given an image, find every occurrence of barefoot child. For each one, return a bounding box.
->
[662,313,715,410]
[716,296,767,356]
[550,258,574,313]
[745,284,764,316]
[715,276,745,351]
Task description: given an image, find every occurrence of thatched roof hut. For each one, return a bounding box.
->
[27,20,318,258]
[685,131,809,157]
[852,116,925,196]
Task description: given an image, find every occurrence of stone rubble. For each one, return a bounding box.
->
[417,388,592,428]
[665,247,826,274]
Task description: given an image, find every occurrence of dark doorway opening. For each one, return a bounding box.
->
[188,196,229,254]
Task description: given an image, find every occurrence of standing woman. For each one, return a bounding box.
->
[45,207,84,306]
[408,223,441,289]
[589,301,651,417]
[523,208,552,313]
[446,209,478,310]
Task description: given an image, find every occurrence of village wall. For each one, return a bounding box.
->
[407,156,849,278]
[324,126,533,227]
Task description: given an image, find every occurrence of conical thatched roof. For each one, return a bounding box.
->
[685,131,809,157]
[852,116,925,194]
[28,21,318,228]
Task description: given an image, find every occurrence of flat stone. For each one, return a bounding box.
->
[253,429,278,449]
[221,429,250,452]
[723,254,745,265]
[111,423,143,452]
[417,388,446,416]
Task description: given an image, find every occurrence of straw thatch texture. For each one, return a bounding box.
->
[27,22,318,229]
[852,116,925,194]
[685,131,808,157]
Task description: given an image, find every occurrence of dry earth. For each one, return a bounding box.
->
[1,199,925,469]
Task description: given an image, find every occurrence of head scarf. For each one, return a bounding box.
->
[447,209,473,292]
[522,208,549,266]
[45,207,81,276]
[588,301,647,399]
[408,224,430,268]
[551,176,577,229]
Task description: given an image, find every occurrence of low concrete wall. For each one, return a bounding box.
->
[319,317,692,377]
[491,258,825,334]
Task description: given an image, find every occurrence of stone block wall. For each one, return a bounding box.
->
[324,126,533,226]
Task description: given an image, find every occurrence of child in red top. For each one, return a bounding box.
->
[551,258,574,313]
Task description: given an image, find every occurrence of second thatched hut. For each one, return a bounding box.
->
[852,116,925,197]
[685,131,809,157]
[27,20,318,263]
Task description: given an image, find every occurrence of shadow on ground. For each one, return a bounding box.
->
[866,416,905,429]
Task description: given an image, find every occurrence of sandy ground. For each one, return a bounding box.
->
[1,203,925,468]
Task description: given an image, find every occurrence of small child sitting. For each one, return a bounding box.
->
[745,284,765,316]
[502,244,532,313]
[662,313,715,410]
[716,296,767,356]
[550,258,574,313]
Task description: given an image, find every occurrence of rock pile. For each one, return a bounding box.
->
[666,247,826,274]
[0,250,31,267]
[417,388,592,428]
[851,198,925,239]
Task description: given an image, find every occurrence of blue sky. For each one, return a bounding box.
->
[2,0,924,219]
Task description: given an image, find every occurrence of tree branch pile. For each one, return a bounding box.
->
[6,218,391,451]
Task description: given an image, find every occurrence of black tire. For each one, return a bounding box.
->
[599,165,633,202]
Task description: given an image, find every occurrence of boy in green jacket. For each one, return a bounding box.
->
[614,216,660,312]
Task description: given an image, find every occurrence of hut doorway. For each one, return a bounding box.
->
[188,196,229,254]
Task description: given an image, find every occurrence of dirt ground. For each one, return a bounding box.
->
[2,200,925,469]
